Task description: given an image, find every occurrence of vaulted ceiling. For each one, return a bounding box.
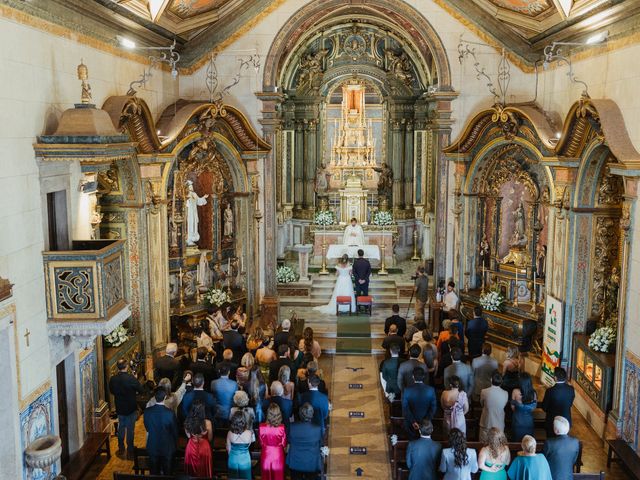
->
[5,0,640,69]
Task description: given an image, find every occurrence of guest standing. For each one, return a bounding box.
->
[108,359,143,457]
[402,368,437,439]
[259,403,287,480]
[542,416,580,480]
[541,367,575,437]
[507,435,552,480]
[227,411,255,479]
[466,306,489,359]
[287,403,323,480]
[479,372,509,443]
[144,388,178,475]
[439,428,479,480]
[406,419,442,480]
[441,376,469,436]
[478,428,510,480]
[183,400,213,478]
[510,372,537,442]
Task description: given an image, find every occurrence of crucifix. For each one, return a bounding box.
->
[24,328,31,347]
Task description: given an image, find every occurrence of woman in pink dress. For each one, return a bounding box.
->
[183,400,213,478]
[258,403,287,480]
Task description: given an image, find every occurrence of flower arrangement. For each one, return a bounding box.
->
[105,324,129,347]
[372,210,394,226]
[203,287,231,308]
[588,326,617,353]
[314,210,335,226]
[479,289,505,312]
[276,265,299,284]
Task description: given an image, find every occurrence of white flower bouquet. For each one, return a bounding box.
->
[203,287,231,308]
[588,326,617,353]
[276,265,299,284]
[315,210,335,226]
[105,324,129,347]
[372,210,394,226]
[479,289,505,312]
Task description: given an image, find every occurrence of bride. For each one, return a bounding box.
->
[314,254,356,314]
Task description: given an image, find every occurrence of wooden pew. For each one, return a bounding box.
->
[61,432,110,480]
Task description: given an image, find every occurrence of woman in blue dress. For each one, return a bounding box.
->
[510,372,537,442]
[227,411,255,479]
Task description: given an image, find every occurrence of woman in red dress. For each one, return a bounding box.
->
[183,399,213,478]
[258,403,287,480]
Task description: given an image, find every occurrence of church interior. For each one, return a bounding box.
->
[3,0,640,478]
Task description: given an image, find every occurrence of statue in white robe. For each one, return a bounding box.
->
[185,180,208,246]
[342,218,366,246]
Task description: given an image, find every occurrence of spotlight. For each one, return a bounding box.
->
[585,31,608,45]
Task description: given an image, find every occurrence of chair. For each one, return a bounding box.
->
[356,296,373,315]
[336,296,352,315]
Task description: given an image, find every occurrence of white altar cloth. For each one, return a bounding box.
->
[326,244,380,261]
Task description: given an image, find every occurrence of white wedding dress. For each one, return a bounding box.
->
[314,265,356,314]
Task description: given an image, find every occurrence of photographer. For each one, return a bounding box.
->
[413,266,429,321]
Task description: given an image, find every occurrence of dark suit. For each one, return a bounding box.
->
[465,316,489,359]
[143,404,178,475]
[210,377,238,421]
[406,436,442,480]
[189,360,218,392]
[352,257,372,296]
[543,434,580,480]
[385,315,407,337]
[222,330,245,362]
[154,355,182,390]
[269,356,293,384]
[541,382,575,436]
[300,390,329,435]
[181,389,216,421]
[402,383,437,439]
[274,330,293,351]
[286,421,323,475]
[380,356,402,396]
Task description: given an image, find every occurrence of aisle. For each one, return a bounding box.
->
[326,355,391,479]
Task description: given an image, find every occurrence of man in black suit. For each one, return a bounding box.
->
[223,321,245,363]
[406,419,442,480]
[466,306,489,359]
[154,343,182,390]
[543,416,580,480]
[215,348,238,380]
[269,343,293,384]
[189,347,218,392]
[108,359,144,457]
[144,388,178,475]
[181,373,216,421]
[352,249,372,296]
[384,304,407,337]
[402,368,437,439]
[274,318,293,351]
[382,324,405,357]
[541,367,575,436]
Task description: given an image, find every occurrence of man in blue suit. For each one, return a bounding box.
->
[287,403,323,480]
[144,388,178,475]
[300,375,329,436]
[406,419,442,480]
[543,416,580,480]
[210,364,238,424]
[402,368,437,439]
[541,367,575,436]
[181,373,216,421]
[263,381,293,432]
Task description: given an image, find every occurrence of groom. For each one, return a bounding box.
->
[352,249,372,296]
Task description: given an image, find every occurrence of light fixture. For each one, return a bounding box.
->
[586,31,608,45]
[117,36,136,49]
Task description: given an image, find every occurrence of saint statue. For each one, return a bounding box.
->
[223,203,234,238]
[510,201,528,247]
[374,162,393,199]
[185,180,208,246]
[479,235,491,268]
[314,163,331,194]
[342,217,366,246]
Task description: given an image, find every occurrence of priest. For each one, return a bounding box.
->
[342,217,365,246]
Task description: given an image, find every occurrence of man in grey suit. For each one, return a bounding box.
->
[543,416,580,480]
[397,344,428,392]
[406,419,442,480]
[479,371,509,443]
[443,347,473,396]
[471,343,499,401]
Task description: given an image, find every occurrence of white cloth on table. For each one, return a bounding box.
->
[314,265,356,314]
[327,244,380,261]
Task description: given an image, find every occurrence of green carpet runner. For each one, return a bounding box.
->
[335,314,371,354]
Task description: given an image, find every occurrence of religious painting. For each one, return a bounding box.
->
[20,387,55,480]
[541,295,563,386]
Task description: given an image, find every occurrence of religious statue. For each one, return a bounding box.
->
[342,217,366,246]
[510,202,528,247]
[314,163,331,195]
[223,202,234,238]
[374,162,393,199]
[185,180,208,246]
[479,235,491,268]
